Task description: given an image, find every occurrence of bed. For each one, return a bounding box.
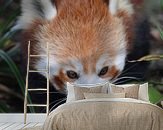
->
[42,98,163,130]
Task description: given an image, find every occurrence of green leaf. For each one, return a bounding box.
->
[149,86,163,104]
[158,27,163,40]
[0,50,35,112]
[161,0,163,10]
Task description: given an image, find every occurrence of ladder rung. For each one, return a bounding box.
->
[27,104,47,107]
[29,70,48,73]
[30,55,47,57]
[28,88,47,91]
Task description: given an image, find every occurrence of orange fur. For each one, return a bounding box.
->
[40,1,130,69]
[105,66,119,79]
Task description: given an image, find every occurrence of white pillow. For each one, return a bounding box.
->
[109,83,149,102]
[66,82,109,103]
[138,83,149,102]
[66,82,76,103]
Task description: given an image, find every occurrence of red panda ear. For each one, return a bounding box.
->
[13,0,57,30]
[109,0,119,15]
[108,0,134,16]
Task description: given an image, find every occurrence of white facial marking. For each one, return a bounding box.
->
[74,74,109,85]
[62,58,83,74]
[49,58,60,76]
[114,52,126,71]
[96,54,111,74]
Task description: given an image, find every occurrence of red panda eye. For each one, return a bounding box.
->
[66,70,79,79]
[98,66,108,76]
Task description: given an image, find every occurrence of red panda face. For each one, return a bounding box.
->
[17,0,134,90]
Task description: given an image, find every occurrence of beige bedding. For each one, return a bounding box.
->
[42,98,163,130]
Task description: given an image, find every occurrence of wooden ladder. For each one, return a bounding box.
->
[24,41,50,124]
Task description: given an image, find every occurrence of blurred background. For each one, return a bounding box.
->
[0,0,163,113]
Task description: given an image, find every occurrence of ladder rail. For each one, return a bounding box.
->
[24,41,30,124]
[24,42,50,124]
[46,43,50,115]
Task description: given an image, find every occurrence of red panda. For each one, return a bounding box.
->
[15,0,136,90]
